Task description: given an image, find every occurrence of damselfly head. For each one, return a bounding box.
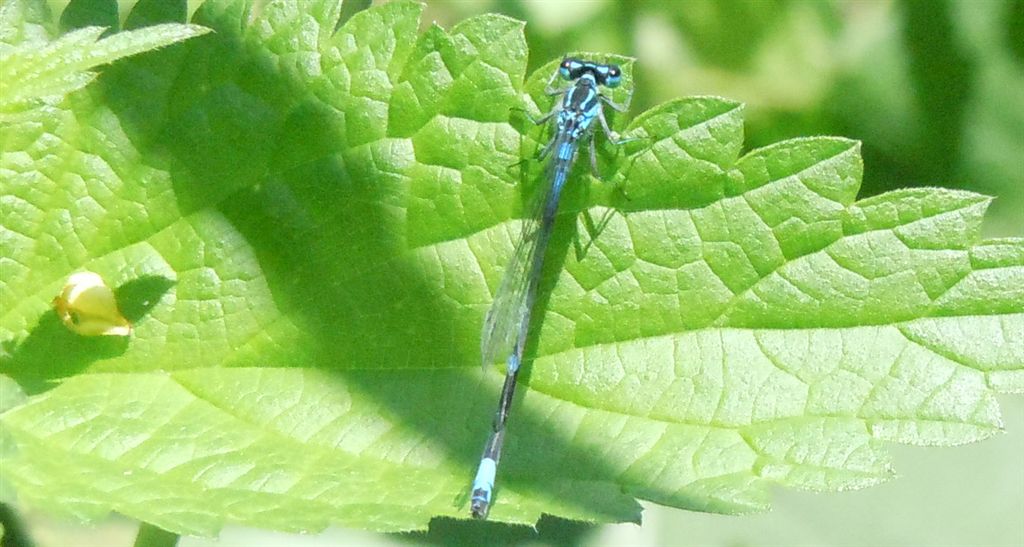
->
[558,57,622,88]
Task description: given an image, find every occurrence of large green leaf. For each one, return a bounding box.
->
[0,0,1021,536]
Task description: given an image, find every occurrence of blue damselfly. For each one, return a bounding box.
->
[470,57,632,519]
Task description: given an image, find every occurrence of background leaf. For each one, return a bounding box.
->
[0,0,1021,542]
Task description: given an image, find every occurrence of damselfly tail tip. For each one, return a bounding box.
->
[470,457,496,519]
[470,492,491,519]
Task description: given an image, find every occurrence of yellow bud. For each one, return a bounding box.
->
[53,271,132,336]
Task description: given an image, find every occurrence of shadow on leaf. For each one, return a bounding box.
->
[1,275,174,394]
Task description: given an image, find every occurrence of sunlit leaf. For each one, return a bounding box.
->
[0,0,1020,536]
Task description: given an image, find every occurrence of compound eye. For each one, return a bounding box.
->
[558,58,574,80]
[605,65,622,88]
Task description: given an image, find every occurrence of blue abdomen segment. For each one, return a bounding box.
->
[470,457,497,516]
[557,141,574,161]
[472,458,496,498]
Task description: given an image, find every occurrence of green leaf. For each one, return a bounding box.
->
[1,0,1021,536]
[0,3,208,117]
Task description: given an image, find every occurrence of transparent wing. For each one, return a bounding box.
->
[480,182,551,372]
[480,138,572,373]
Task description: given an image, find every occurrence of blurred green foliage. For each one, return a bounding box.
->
[425,0,1022,236]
